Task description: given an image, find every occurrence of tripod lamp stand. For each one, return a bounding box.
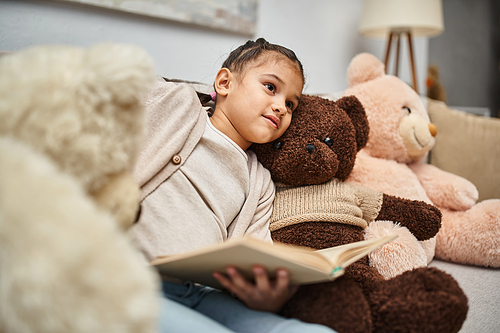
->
[358,0,444,94]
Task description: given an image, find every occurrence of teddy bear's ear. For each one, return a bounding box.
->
[335,95,369,151]
[83,43,156,108]
[347,53,385,88]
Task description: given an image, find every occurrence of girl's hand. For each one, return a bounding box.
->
[213,265,299,313]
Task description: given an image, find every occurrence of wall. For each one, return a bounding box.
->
[0,0,429,95]
[429,0,500,117]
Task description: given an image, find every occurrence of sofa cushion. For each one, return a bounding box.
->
[427,99,500,202]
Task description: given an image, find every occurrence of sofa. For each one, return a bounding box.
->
[425,99,500,333]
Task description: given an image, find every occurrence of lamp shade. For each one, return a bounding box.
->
[359,0,444,38]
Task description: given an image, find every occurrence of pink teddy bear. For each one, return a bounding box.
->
[343,53,500,277]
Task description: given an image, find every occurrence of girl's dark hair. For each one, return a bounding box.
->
[222,38,304,83]
[198,38,304,110]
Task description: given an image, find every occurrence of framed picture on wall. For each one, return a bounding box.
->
[62,0,258,36]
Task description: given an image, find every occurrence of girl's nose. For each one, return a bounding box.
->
[273,102,286,115]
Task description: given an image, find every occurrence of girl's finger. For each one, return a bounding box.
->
[213,271,233,289]
[213,269,251,299]
[252,265,271,291]
[274,268,291,292]
[225,266,253,291]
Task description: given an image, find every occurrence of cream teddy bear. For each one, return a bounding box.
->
[0,43,160,332]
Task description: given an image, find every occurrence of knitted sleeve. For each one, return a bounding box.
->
[351,183,384,223]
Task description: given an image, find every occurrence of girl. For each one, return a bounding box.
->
[131,38,336,333]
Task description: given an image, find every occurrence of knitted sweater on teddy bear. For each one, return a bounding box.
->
[270,178,383,232]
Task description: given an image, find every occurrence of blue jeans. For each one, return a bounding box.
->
[159,281,336,333]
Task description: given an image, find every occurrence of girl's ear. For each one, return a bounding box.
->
[214,68,232,96]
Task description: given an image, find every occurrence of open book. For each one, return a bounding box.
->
[151,235,397,288]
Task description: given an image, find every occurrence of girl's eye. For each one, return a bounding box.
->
[265,83,276,93]
[285,101,294,110]
[403,107,411,114]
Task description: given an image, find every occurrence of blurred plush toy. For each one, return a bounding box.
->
[0,43,160,332]
[251,94,468,333]
[344,52,500,268]
[426,65,447,102]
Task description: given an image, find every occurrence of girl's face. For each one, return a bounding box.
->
[212,57,303,150]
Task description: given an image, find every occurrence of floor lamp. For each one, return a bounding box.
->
[358,0,444,94]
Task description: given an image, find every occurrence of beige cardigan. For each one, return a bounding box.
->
[133,78,274,243]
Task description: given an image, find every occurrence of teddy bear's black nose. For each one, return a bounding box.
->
[306,144,315,154]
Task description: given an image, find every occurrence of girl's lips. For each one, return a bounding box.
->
[264,114,280,128]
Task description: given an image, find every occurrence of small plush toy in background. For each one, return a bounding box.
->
[251,94,468,333]
[0,43,160,332]
[426,65,447,103]
[344,52,500,268]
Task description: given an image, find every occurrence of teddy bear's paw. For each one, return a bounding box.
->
[410,162,479,210]
[436,199,500,267]
[378,193,442,241]
[282,277,372,333]
[365,221,427,279]
[370,267,468,333]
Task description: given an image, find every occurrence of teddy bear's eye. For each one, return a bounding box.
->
[324,137,334,147]
[403,107,411,114]
[273,141,283,150]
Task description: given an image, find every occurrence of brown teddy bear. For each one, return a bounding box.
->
[250,94,468,333]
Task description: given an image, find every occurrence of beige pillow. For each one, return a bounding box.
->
[428,99,500,202]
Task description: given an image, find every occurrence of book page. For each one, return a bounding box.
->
[315,234,397,268]
[151,235,397,288]
[153,239,337,287]
[153,238,333,271]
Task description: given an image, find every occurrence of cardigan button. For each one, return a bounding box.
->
[172,154,182,164]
